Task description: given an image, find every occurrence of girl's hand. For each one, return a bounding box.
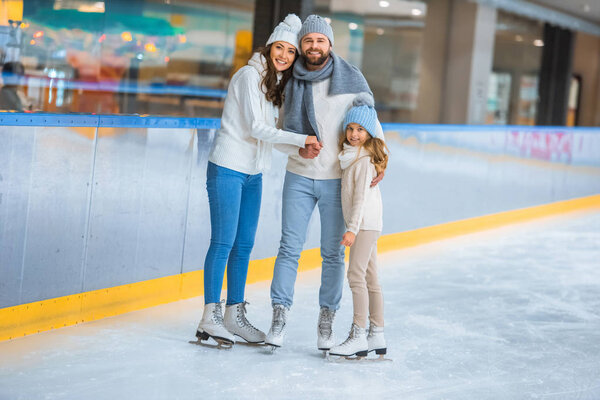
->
[304,136,319,146]
[341,231,356,247]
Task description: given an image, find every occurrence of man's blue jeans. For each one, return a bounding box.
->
[270,171,346,310]
[204,162,262,305]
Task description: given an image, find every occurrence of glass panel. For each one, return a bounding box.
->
[316,0,427,123]
[490,11,543,125]
[517,74,538,126]
[566,75,580,127]
[486,72,511,125]
[0,0,254,116]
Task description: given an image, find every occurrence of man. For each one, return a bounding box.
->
[266,15,384,350]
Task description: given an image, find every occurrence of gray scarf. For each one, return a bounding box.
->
[283,51,372,141]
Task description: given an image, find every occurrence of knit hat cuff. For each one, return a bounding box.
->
[298,15,334,46]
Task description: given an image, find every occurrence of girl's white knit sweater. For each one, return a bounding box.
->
[339,144,383,234]
[209,53,307,175]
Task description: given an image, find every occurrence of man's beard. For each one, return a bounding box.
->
[303,49,329,66]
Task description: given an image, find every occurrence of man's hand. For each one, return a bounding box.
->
[340,231,356,247]
[299,141,322,159]
[304,136,319,146]
[370,170,385,187]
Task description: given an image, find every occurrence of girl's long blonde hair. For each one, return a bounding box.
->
[339,134,389,174]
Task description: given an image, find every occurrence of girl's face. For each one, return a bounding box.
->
[270,41,297,72]
[345,122,369,147]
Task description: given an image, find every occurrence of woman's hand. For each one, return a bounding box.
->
[304,135,319,146]
[340,231,356,247]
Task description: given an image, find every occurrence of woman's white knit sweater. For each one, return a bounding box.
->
[209,53,307,175]
[339,144,383,234]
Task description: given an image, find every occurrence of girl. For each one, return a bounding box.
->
[195,14,318,347]
[329,95,389,358]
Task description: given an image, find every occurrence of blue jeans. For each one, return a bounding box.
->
[270,171,346,309]
[204,162,262,305]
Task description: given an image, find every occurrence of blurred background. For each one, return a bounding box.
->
[0,0,598,126]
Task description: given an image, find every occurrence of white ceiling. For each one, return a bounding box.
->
[531,0,600,24]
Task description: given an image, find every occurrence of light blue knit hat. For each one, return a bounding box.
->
[298,15,334,46]
[343,94,379,139]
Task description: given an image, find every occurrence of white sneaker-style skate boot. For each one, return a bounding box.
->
[196,302,235,345]
[317,307,336,350]
[265,304,288,347]
[367,324,387,355]
[329,323,368,357]
[223,301,266,344]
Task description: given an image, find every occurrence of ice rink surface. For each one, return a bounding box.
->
[1,211,599,400]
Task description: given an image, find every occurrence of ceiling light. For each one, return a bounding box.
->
[411,9,423,16]
[376,28,384,35]
[324,17,332,24]
[379,1,390,8]
[348,22,358,30]
[533,39,544,47]
[515,35,523,42]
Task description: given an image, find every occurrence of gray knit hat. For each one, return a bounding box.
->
[343,94,380,139]
[298,15,334,46]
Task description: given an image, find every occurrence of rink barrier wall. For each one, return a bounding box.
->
[1,194,600,341]
[2,114,600,341]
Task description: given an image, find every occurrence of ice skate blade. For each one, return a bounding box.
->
[264,344,280,353]
[190,331,234,349]
[326,353,392,363]
[188,339,233,350]
[235,340,267,347]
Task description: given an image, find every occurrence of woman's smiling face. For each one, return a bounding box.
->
[270,41,297,72]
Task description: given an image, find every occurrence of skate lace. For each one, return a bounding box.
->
[211,302,225,325]
[236,301,261,334]
[318,308,335,339]
[340,324,361,346]
[271,305,287,335]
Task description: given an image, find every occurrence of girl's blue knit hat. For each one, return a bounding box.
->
[343,94,380,139]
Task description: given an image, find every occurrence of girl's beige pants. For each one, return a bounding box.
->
[347,230,384,328]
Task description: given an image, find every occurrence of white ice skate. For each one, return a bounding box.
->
[317,307,336,351]
[328,323,368,359]
[194,302,235,349]
[224,301,266,344]
[265,304,288,349]
[367,324,387,357]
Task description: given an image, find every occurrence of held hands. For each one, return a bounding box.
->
[340,231,356,247]
[299,140,322,159]
[304,135,319,146]
[370,170,385,187]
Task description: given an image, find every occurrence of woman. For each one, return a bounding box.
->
[195,14,317,346]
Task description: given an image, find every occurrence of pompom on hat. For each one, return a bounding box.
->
[267,14,302,50]
[298,14,334,46]
[343,93,381,139]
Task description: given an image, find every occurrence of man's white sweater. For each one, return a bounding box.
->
[278,78,383,180]
[209,53,307,175]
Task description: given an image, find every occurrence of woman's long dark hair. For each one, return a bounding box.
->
[256,44,296,107]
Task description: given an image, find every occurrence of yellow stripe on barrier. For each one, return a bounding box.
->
[1,194,599,342]
[378,194,600,253]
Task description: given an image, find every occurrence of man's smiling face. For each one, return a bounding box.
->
[300,33,331,68]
